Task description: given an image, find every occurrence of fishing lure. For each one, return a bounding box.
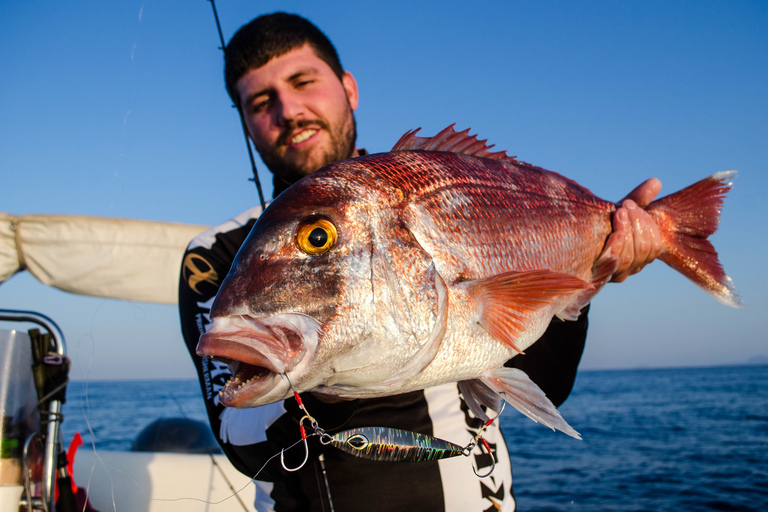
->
[280,373,502,477]
[325,426,466,462]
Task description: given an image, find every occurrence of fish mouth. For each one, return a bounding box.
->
[196,313,321,408]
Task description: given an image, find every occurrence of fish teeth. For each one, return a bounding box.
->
[244,373,263,386]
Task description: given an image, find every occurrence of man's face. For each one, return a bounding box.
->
[236,44,359,183]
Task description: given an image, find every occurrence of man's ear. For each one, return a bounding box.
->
[342,71,359,110]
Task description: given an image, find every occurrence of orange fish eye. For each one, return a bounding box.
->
[296,217,338,255]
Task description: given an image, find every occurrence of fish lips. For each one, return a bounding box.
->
[196,313,321,408]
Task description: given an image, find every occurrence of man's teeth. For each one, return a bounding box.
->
[292,129,317,144]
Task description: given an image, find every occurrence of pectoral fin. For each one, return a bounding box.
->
[464,269,592,352]
[460,367,581,439]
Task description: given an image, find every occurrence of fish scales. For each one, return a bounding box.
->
[404,177,610,281]
[413,184,604,284]
[197,125,741,438]
[326,152,609,387]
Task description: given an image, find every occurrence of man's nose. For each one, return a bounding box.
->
[276,92,304,124]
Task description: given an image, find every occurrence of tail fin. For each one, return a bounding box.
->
[647,171,742,308]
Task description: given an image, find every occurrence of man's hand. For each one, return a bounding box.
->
[602,178,663,282]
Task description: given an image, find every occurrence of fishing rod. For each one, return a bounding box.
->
[208,0,267,211]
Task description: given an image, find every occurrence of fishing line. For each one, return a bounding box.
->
[134,379,505,507]
[70,299,182,512]
[72,382,268,511]
[279,372,502,476]
[168,390,251,510]
[76,300,121,512]
[148,438,307,506]
[77,443,273,510]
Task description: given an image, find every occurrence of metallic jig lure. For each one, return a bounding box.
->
[324,427,467,462]
[280,372,502,476]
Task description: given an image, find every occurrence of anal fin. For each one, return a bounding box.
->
[461,367,581,440]
[458,379,502,422]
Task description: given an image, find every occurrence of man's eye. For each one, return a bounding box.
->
[252,98,270,112]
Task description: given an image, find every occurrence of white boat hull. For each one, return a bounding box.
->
[73,450,257,511]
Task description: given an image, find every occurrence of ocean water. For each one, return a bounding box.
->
[501,365,768,511]
[61,365,768,511]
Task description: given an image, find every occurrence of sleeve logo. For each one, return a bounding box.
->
[182,253,219,295]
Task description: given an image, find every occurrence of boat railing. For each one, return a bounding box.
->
[0,309,67,512]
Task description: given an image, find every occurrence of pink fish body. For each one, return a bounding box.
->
[198,126,740,437]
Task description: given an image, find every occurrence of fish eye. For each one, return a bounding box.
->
[308,227,327,248]
[296,216,338,255]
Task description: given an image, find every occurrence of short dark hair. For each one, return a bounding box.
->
[224,12,345,107]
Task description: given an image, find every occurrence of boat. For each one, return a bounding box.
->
[0,214,258,511]
[0,309,258,512]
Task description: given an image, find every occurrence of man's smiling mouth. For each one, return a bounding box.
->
[291,129,317,145]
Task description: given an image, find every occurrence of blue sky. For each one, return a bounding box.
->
[1,1,766,380]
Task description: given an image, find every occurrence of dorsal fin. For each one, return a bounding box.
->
[392,124,597,196]
[391,124,518,164]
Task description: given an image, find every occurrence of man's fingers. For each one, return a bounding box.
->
[626,202,651,271]
[621,177,662,208]
[606,178,664,283]
[608,199,664,283]
[615,227,634,282]
[605,208,632,282]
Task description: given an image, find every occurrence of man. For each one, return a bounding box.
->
[179,12,661,512]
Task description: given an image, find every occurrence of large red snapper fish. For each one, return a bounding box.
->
[197,125,740,438]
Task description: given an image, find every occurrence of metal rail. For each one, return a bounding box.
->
[0,309,67,512]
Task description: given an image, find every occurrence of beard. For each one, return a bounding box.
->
[255,107,357,192]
